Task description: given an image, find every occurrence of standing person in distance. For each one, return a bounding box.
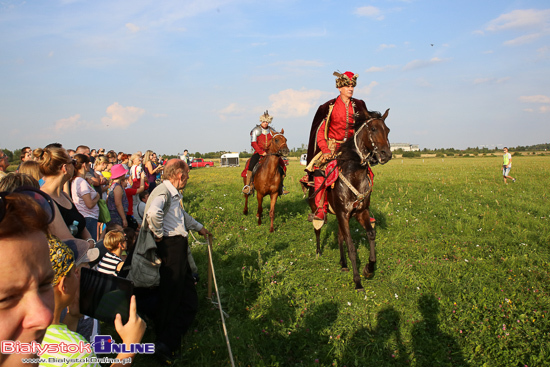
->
[502,147,516,184]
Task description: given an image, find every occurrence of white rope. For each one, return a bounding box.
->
[206,235,236,367]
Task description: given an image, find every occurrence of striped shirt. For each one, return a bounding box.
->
[39,324,100,367]
[96,252,123,276]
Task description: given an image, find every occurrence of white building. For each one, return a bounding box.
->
[220,152,240,167]
[390,143,419,152]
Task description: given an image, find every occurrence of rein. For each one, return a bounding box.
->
[353,117,379,166]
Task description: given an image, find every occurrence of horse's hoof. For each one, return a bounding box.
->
[355,287,365,293]
[341,268,349,272]
[363,269,374,279]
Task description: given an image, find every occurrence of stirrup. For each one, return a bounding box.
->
[242,185,251,195]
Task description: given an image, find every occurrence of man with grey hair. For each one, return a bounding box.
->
[143,158,211,362]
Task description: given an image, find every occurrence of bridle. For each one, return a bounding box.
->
[267,132,288,156]
[353,117,381,166]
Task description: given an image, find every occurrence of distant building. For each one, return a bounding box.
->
[390,143,419,152]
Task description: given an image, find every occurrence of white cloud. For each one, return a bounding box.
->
[519,95,550,104]
[473,77,510,85]
[486,9,550,32]
[503,33,542,46]
[48,51,54,57]
[365,65,397,73]
[403,57,451,71]
[355,81,379,96]
[378,44,395,50]
[268,60,324,68]
[218,103,246,121]
[54,114,89,131]
[539,106,550,113]
[269,89,330,118]
[100,102,145,128]
[125,23,141,33]
[355,6,384,21]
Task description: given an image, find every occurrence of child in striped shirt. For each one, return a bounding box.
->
[96,230,127,276]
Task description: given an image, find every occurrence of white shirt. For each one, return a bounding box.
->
[146,180,203,238]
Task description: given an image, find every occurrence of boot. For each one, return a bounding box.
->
[242,171,252,195]
[313,176,328,221]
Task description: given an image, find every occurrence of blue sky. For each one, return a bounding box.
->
[1,0,549,155]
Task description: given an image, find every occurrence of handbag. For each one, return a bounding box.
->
[127,230,161,288]
[97,199,111,223]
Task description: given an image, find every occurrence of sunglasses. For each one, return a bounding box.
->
[0,186,56,225]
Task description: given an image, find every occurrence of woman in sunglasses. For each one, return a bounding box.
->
[36,146,96,247]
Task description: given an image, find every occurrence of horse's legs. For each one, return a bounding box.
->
[268,192,278,232]
[315,228,322,257]
[357,209,376,278]
[338,229,348,271]
[243,177,249,215]
[256,192,264,226]
[336,212,363,290]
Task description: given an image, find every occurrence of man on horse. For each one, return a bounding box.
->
[242,110,288,195]
[304,71,374,225]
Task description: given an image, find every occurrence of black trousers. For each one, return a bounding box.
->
[249,153,261,171]
[154,235,198,352]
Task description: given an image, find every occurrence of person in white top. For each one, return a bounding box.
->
[502,147,516,184]
[71,154,100,240]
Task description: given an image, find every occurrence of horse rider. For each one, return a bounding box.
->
[242,110,288,195]
[304,71,374,224]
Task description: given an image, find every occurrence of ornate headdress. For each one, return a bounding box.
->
[334,71,358,88]
[259,110,273,124]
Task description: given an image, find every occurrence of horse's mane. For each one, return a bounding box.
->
[336,109,382,166]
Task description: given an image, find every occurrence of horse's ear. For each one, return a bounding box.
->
[280,128,284,134]
[382,108,390,120]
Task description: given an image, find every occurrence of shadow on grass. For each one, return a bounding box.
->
[411,294,469,366]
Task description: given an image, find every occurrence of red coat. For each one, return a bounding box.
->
[251,132,272,155]
[317,97,355,154]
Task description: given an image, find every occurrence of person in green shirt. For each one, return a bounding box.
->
[502,147,516,184]
[40,236,146,367]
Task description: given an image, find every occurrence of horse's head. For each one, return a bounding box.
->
[268,128,290,156]
[354,108,392,166]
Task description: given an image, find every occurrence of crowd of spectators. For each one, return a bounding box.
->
[0,143,202,366]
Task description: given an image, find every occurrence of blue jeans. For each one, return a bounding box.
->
[85,217,98,241]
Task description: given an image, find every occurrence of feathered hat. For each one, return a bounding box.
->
[334,71,358,88]
[259,110,273,124]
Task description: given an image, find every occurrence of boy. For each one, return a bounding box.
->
[97,230,127,276]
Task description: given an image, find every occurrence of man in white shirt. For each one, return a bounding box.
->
[145,158,211,362]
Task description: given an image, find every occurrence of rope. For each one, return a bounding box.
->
[205,234,236,367]
[180,193,235,366]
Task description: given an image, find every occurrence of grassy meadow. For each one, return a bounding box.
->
[132,156,549,367]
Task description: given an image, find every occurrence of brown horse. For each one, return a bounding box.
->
[307,108,392,290]
[243,129,289,232]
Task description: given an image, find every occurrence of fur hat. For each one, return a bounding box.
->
[259,110,273,124]
[334,71,358,88]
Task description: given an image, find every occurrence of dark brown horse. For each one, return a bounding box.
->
[243,129,289,232]
[307,108,392,290]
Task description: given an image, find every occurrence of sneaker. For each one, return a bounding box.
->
[513,178,516,183]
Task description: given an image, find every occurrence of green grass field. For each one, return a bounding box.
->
[131,156,549,367]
